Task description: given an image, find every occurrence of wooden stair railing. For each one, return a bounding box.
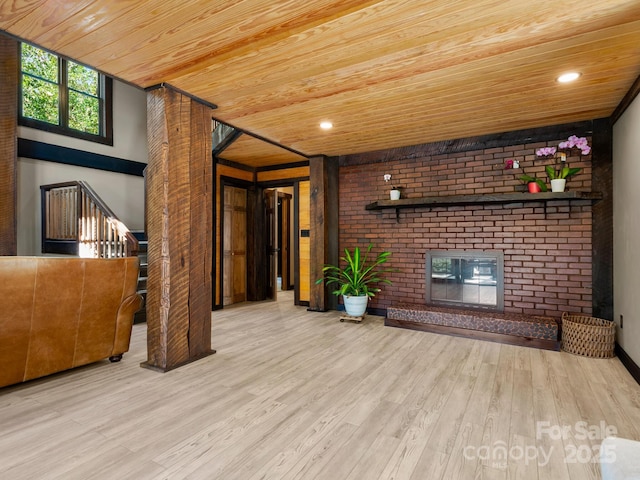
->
[41,181,139,258]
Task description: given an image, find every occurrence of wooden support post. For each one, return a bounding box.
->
[143,86,215,372]
[0,36,18,256]
[246,186,267,302]
[592,117,613,320]
[309,155,339,312]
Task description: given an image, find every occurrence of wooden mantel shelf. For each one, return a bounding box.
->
[366,191,602,211]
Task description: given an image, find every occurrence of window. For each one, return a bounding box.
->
[20,43,112,145]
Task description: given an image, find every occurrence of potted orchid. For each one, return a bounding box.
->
[383,174,401,200]
[536,135,589,192]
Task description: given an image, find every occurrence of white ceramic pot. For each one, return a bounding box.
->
[390,189,401,200]
[550,178,566,192]
[343,295,368,316]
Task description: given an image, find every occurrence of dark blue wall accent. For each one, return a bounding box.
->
[18,138,146,177]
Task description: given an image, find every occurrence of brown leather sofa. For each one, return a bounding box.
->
[0,256,143,388]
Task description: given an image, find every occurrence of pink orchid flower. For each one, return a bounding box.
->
[536,147,557,157]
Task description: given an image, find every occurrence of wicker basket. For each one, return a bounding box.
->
[561,313,615,358]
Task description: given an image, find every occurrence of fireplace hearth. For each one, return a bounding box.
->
[386,303,559,350]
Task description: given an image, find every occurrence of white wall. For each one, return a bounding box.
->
[17,79,147,255]
[18,79,148,162]
[613,92,640,365]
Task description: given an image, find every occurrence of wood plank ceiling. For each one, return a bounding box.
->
[2,0,640,168]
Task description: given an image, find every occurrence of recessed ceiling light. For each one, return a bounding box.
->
[557,72,581,83]
[320,121,333,130]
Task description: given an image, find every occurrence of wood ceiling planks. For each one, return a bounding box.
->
[220,134,307,168]
[1,0,640,167]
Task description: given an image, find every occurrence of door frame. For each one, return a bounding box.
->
[258,180,301,305]
[215,175,304,308]
[278,191,293,291]
[265,188,295,300]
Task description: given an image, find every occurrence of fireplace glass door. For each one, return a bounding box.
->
[425,250,504,311]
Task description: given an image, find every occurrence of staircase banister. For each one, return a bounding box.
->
[77,181,139,256]
[40,180,81,191]
[77,181,120,221]
[41,180,139,257]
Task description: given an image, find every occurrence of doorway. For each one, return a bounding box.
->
[278,191,292,291]
[220,184,296,307]
[265,188,294,301]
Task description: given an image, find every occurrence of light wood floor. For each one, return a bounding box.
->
[2,291,640,480]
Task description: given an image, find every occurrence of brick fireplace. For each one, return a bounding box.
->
[337,133,595,322]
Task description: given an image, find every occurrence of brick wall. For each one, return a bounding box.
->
[338,139,593,318]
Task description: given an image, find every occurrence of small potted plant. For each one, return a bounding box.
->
[545,159,581,192]
[383,174,401,200]
[519,174,547,193]
[316,243,394,317]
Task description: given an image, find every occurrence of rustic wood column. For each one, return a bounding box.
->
[309,155,339,311]
[143,86,215,371]
[0,36,18,256]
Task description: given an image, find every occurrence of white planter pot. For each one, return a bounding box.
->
[390,189,401,200]
[550,178,566,192]
[343,295,368,317]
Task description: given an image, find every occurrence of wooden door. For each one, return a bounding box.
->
[279,192,292,290]
[223,186,247,306]
[265,189,278,300]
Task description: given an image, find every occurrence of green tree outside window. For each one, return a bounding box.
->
[68,61,99,134]
[21,43,59,125]
[20,43,109,141]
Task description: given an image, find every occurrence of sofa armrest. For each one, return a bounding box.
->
[112,293,144,355]
[600,436,640,479]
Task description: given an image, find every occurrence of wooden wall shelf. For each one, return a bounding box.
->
[366,191,602,221]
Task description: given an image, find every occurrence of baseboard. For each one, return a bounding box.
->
[615,343,640,385]
[367,307,387,317]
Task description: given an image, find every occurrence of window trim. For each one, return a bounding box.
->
[19,43,113,146]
